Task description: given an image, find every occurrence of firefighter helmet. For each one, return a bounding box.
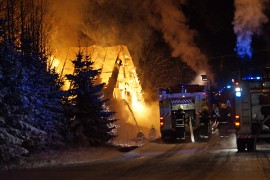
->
[178,105,184,110]
[221,103,226,109]
[203,106,209,111]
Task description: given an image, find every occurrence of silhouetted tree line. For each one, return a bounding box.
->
[139,31,195,102]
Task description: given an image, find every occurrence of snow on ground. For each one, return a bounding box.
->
[1,139,155,170]
[1,145,126,170]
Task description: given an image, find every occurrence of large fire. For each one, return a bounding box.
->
[50,45,159,143]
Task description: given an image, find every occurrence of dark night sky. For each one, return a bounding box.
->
[184,0,270,87]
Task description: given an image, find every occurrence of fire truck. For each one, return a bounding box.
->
[234,66,270,151]
[159,84,207,141]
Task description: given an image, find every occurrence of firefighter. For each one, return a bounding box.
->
[211,104,220,132]
[178,105,187,119]
[174,105,187,140]
[176,105,188,122]
[137,129,145,145]
[148,125,157,140]
[218,103,231,137]
[199,106,211,139]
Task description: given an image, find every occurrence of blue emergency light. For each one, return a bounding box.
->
[242,76,261,81]
[235,92,242,97]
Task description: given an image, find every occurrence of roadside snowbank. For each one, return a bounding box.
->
[1,138,157,171]
[1,145,128,170]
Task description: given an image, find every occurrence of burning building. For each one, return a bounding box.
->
[50,45,159,144]
[51,45,143,107]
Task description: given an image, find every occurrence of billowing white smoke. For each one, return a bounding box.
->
[233,0,268,59]
[145,0,213,82]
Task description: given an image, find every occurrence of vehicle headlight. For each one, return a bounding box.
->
[263,81,270,87]
[235,87,241,92]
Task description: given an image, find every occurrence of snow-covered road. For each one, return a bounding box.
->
[2,132,270,180]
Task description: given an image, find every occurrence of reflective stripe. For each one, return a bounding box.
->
[161,113,171,119]
[176,125,185,127]
[171,99,193,104]
[237,135,253,138]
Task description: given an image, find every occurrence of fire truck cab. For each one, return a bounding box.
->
[234,66,270,151]
[159,85,207,141]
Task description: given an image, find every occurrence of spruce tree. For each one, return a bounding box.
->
[0,42,46,163]
[65,51,117,146]
[0,20,67,163]
[22,53,67,149]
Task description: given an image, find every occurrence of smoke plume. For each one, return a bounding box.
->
[233,0,268,59]
[48,0,151,62]
[145,0,214,82]
[48,0,91,48]
[48,0,213,82]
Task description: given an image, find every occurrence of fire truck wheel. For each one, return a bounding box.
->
[161,136,174,143]
[246,139,256,151]
[237,139,246,152]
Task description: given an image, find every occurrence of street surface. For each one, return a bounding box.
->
[1,131,270,180]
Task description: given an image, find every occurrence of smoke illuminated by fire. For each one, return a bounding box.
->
[233,0,268,59]
[47,0,213,82]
